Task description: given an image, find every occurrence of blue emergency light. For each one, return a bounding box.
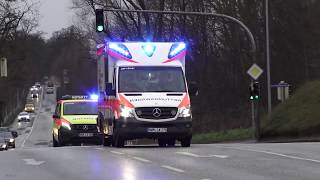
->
[90,94,99,101]
[168,43,186,59]
[108,43,132,59]
[142,44,156,57]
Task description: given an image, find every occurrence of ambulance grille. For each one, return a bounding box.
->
[135,107,178,120]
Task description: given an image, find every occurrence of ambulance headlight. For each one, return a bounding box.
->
[178,106,191,118]
[61,121,71,130]
[120,105,134,118]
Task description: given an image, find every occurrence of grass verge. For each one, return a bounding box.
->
[192,128,253,144]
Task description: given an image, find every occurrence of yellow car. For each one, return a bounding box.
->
[24,103,35,113]
[52,95,100,147]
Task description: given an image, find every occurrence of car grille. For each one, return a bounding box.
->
[135,107,178,120]
[73,124,97,132]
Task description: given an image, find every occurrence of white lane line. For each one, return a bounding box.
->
[176,152,229,158]
[161,165,185,173]
[110,150,125,155]
[226,147,320,163]
[95,147,104,150]
[21,89,44,148]
[132,156,151,163]
[23,159,45,166]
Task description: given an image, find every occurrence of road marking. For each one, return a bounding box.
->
[226,147,320,163]
[95,147,104,150]
[161,165,185,173]
[200,179,212,180]
[176,152,229,158]
[23,159,45,166]
[132,156,151,163]
[21,88,44,148]
[110,150,124,155]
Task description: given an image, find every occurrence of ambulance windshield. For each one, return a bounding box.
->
[119,67,186,93]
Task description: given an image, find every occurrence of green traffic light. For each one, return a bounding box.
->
[255,95,259,99]
[97,25,104,32]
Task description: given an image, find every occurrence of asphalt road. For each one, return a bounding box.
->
[1,89,320,180]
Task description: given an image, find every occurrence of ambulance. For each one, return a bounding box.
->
[52,95,100,147]
[97,42,198,147]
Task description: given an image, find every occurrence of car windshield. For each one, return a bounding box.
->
[25,104,34,107]
[119,67,186,92]
[19,112,28,116]
[63,102,97,115]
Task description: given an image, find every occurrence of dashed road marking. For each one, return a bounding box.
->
[95,147,104,150]
[110,150,124,155]
[132,156,151,163]
[23,159,45,166]
[226,147,320,163]
[161,165,185,173]
[176,152,229,158]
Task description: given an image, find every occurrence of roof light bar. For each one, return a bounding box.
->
[108,43,132,59]
[168,43,186,59]
[142,44,156,57]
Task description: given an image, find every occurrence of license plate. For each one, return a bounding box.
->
[79,133,93,137]
[147,128,167,133]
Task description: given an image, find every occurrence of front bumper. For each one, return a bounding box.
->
[59,126,101,144]
[114,117,192,140]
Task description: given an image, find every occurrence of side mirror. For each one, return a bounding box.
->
[106,83,116,96]
[11,131,18,138]
[52,114,60,119]
[188,81,199,96]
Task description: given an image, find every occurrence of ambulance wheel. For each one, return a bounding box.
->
[167,139,175,147]
[53,134,59,147]
[181,138,191,147]
[158,139,166,147]
[113,134,124,148]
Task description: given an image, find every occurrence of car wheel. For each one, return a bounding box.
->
[181,138,191,147]
[12,143,15,148]
[167,139,175,147]
[113,134,124,148]
[103,135,112,146]
[53,134,59,147]
[158,139,167,147]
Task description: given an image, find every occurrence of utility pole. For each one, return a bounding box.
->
[265,0,272,114]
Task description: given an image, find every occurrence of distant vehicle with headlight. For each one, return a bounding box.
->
[0,132,16,148]
[18,112,30,122]
[96,42,198,148]
[0,138,8,151]
[24,103,35,113]
[52,95,99,147]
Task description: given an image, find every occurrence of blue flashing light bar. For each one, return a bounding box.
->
[90,94,99,101]
[108,43,132,59]
[142,44,156,57]
[168,43,186,59]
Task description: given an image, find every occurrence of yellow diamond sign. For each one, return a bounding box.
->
[247,63,263,80]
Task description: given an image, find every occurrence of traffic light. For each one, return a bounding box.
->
[95,9,104,32]
[250,81,260,100]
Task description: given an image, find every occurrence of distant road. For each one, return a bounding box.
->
[1,87,320,180]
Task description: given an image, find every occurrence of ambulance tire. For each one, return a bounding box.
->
[113,134,125,148]
[181,138,191,147]
[158,139,167,147]
[103,136,112,146]
[167,139,175,147]
[53,134,59,147]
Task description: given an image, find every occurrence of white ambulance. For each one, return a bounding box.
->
[97,42,197,147]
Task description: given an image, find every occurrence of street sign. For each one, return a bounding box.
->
[0,58,7,77]
[247,63,263,80]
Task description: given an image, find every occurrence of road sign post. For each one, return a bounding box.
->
[247,64,263,140]
[0,58,7,77]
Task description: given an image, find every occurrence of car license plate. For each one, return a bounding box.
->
[147,128,167,133]
[79,133,93,137]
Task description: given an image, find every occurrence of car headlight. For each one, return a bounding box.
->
[1,144,6,148]
[178,106,192,118]
[61,121,71,130]
[9,139,14,143]
[120,105,134,118]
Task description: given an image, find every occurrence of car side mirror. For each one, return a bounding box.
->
[52,114,60,119]
[11,131,18,138]
[188,81,199,96]
[106,83,116,96]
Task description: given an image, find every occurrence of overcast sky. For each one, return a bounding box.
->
[37,0,74,39]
